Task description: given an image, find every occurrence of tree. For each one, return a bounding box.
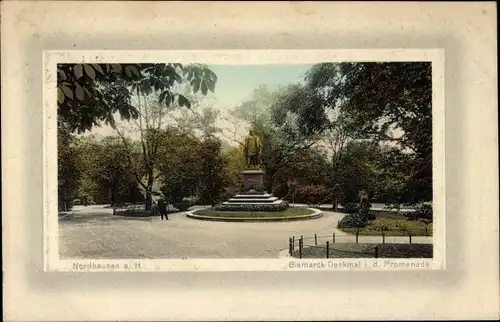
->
[158,128,202,204]
[176,106,221,137]
[57,63,217,133]
[230,84,281,126]
[197,136,227,206]
[222,146,246,197]
[93,137,142,206]
[57,118,82,211]
[222,83,331,194]
[306,62,433,204]
[261,84,329,191]
[269,147,330,201]
[72,135,144,205]
[332,141,384,204]
[92,64,218,210]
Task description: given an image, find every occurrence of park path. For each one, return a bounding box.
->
[59,205,431,259]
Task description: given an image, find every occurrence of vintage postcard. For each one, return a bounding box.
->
[44,49,445,272]
[4,1,498,321]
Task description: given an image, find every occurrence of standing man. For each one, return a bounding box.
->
[157,195,168,220]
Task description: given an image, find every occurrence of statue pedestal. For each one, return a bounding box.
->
[214,168,289,212]
[242,169,265,193]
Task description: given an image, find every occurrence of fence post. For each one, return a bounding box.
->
[374,246,379,258]
[289,237,293,255]
[409,234,412,244]
[292,236,295,252]
[299,237,303,259]
[314,234,318,245]
[326,241,330,259]
[332,232,336,243]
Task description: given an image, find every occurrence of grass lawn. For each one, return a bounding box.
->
[194,207,314,218]
[339,211,433,237]
[293,243,433,258]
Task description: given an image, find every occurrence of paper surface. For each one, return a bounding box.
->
[2,1,498,321]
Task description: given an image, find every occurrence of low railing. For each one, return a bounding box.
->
[288,232,431,259]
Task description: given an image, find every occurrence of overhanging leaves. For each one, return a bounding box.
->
[57,63,218,133]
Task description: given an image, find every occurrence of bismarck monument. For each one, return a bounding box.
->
[214,130,289,212]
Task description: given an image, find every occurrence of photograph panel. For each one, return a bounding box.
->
[45,50,445,271]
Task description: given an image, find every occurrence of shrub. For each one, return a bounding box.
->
[173,196,197,211]
[393,220,421,235]
[114,205,151,217]
[214,201,290,212]
[342,202,360,213]
[371,219,392,233]
[367,213,376,221]
[337,213,367,228]
[405,202,433,224]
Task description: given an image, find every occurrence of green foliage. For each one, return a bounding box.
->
[405,202,433,224]
[393,220,421,235]
[270,147,331,200]
[194,206,310,219]
[343,202,360,214]
[197,137,227,206]
[270,84,329,139]
[158,128,202,203]
[157,131,227,206]
[72,135,143,205]
[213,201,290,212]
[371,219,395,233]
[57,63,217,133]
[57,62,434,216]
[337,213,368,229]
[342,217,432,236]
[57,119,82,210]
[222,147,246,197]
[230,84,279,126]
[113,205,151,217]
[173,197,196,211]
[332,141,383,204]
[291,184,331,205]
[306,62,432,205]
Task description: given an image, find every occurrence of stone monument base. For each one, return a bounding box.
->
[214,169,289,212]
[242,169,265,193]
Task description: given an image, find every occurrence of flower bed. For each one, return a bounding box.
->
[214,201,289,212]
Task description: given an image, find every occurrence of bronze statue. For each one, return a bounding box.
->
[243,130,262,168]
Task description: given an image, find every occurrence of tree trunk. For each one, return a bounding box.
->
[145,170,154,211]
[145,188,152,211]
[110,187,116,208]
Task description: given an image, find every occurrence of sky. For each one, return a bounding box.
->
[87,64,314,139]
[205,64,312,107]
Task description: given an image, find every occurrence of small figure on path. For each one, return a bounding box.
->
[157,195,168,220]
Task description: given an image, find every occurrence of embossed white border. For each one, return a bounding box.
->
[43,49,445,272]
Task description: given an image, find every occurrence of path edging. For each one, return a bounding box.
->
[186,208,323,222]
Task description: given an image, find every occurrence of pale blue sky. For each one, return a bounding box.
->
[205,64,313,107]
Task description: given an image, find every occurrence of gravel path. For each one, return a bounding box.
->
[59,205,432,259]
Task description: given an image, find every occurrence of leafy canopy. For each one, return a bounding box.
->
[57,63,217,133]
